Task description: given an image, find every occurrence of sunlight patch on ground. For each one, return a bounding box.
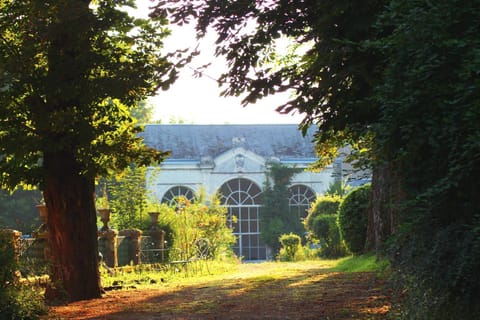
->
[286,272,332,288]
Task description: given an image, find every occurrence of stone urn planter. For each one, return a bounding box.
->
[148,211,160,230]
[98,208,111,231]
[35,204,48,236]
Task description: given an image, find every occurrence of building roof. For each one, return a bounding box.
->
[142,124,317,160]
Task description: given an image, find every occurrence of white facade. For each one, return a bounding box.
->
[148,146,335,201]
[143,124,337,260]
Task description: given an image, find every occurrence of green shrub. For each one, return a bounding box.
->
[337,184,371,255]
[391,217,480,320]
[278,233,301,261]
[100,165,150,231]
[0,230,17,289]
[304,194,342,232]
[0,231,46,319]
[0,284,47,320]
[311,215,348,258]
[300,244,321,260]
[159,196,236,261]
[311,215,331,240]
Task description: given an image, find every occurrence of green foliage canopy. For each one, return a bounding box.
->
[371,1,480,317]
[0,0,177,301]
[153,0,386,167]
[0,0,174,189]
[131,101,155,125]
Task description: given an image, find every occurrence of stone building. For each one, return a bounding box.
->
[142,124,339,260]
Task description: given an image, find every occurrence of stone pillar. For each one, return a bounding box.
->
[148,212,160,229]
[149,211,165,262]
[119,229,143,265]
[149,229,166,262]
[98,228,118,268]
[34,204,49,261]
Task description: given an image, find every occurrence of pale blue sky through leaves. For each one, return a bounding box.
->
[134,1,304,124]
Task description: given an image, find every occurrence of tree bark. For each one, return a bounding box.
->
[43,151,102,302]
[366,162,404,255]
[39,0,102,302]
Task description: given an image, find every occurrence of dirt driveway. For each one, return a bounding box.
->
[45,262,393,319]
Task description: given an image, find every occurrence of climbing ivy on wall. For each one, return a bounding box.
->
[260,163,303,254]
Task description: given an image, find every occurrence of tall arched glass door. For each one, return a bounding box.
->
[218,178,267,260]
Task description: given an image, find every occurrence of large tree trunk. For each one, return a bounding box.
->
[43,151,102,302]
[366,162,404,255]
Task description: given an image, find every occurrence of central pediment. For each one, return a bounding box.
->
[213,147,266,173]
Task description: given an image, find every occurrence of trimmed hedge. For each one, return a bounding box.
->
[279,233,302,261]
[337,184,371,255]
[311,214,348,258]
[304,194,342,232]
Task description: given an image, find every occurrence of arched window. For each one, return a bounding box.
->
[218,178,267,260]
[289,184,316,220]
[161,186,196,206]
[218,178,262,206]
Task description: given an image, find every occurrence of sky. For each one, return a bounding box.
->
[134,1,304,125]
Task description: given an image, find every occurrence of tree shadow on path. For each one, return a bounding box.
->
[47,264,392,320]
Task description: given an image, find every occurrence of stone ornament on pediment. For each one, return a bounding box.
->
[232,136,246,148]
[235,153,245,172]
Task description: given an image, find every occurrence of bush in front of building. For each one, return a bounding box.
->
[158,196,236,261]
[310,214,348,258]
[278,233,302,261]
[304,194,347,258]
[304,194,342,232]
[337,184,371,255]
